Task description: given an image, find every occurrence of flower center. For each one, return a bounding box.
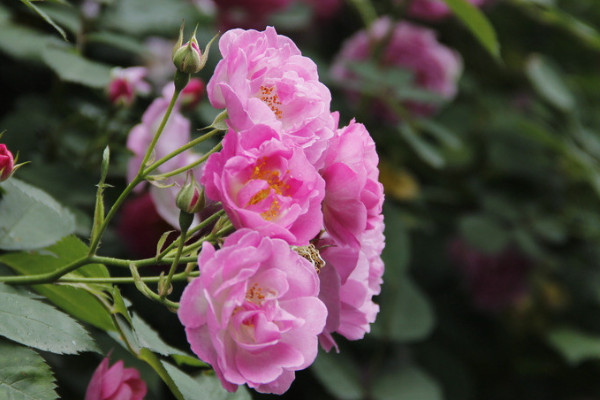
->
[259,85,283,120]
[247,158,290,221]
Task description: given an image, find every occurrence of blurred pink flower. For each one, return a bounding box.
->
[449,239,532,311]
[201,124,325,245]
[321,120,384,246]
[318,215,385,351]
[180,78,206,109]
[207,26,334,166]
[300,0,342,18]
[406,0,487,21]
[0,144,15,182]
[126,84,201,228]
[85,357,147,400]
[331,17,462,118]
[178,229,327,394]
[214,0,293,30]
[117,193,173,258]
[107,67,151,106]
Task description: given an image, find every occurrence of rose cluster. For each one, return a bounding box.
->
[171,27,386,394]
[331,16,463,118]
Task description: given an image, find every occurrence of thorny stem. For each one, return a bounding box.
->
[88,89,183,255]
[148,140,222,180]
[0,255,198,285]
[143,128,222,177]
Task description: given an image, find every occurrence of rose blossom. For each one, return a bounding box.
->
[126,84,201,228]
[178,229,327,394]
[207,26,334,167]
[318,215,385,351]
[214,0,293,30]
[449,239,532,311]
[331,17,462,118]
[405,0,487,21]
[85,357,147,400]
[0,144,15,182]
[321,119,384,246]
[201,124,325,245]
[107,67,151,106]
[301,0,342,18]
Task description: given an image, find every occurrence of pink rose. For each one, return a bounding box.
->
[180,78,206,109]
[201,124,325,245]
[406,0,487,21]
[117,193,173,258]
[178,229,327,394]
[321,120,384,246]
[449,239,532,311]
[318,216,385,351]
[0,144,15,182]
[107,67,151,106]
[301,0,343,18]
[126,85,202,228]
[214,0,293,30]
[85,357,147,400]
[207,26,334,166]
[331,17,462,118]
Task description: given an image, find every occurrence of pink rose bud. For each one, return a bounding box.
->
[180,77,206,108]
[85,357,147,400]
[175,171,205,215]
[0,144,15,182]
[107,67,151,106]
[172,24,209,75]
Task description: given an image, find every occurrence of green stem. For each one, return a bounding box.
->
[160,226,188,299]
[0,257,91,285]
[130,264,179,309]
[157,209,225,259]
[0,255,199,286]
[148,141,222,180]
[138,88,182,176]
[345,0,377,27]
[143,128,222,177]
[57,271,197,284]
[93,255,198,268]
[88,88,182,255]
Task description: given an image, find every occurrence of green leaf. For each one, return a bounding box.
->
[139,349,185,400]
[0,340,58,400]
[19,0,67,40]
[382,202,410,275]
[0,235,114,331]
[162,362,251,400]
[416,119,463,150]
[312,351,363,400]
[546,327,600,366]
[371,365,442,400]
[459,214,509,254]
[0,178,75,251]
[441,0,500,60]
[372,276,435,342]
[0,286,98,354]
[42,46,112,88]
[131,312,189,357]
[526,54,575,112]
[399,124,445,169]
[0,23,50,62]
[86,31,148,55]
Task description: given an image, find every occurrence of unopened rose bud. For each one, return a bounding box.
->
[180,78,205,109]
[107,67,151,106]
[176,172,205,215]
[173,24,204,74]
[172,23,218,76]
[0,144,15,182]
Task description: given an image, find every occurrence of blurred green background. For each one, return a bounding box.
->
[3,0,600,399]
